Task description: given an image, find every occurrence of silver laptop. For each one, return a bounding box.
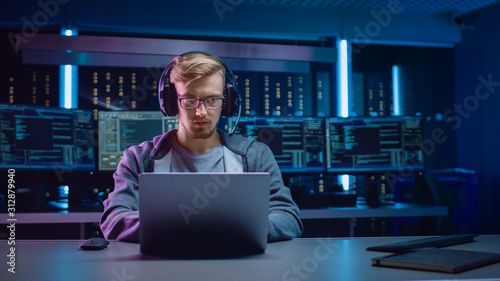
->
[139,172,271,258]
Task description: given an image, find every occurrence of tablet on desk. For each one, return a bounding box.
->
[366,234,478,253]
[372,248,500,273]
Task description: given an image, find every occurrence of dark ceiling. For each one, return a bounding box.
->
[239,0,500,15]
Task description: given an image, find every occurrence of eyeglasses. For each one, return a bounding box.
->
[178,97,225,109]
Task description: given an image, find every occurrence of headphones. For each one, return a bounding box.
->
[158,51,240,118]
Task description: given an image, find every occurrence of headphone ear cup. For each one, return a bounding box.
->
[159,85,167,117]
[160,82,178,117]
[166,82,178,116]
[222,83,238,117]
[158,60,178,117]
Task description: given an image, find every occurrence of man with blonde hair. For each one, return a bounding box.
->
[100,52,303,243]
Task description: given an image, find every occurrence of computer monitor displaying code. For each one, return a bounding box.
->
[98,111,178,170]
[326,116,424,174]
[0,103,95,171]
[227,116,325,173]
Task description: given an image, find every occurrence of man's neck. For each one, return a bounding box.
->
[175,130,221,155]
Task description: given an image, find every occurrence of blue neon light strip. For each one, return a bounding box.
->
[337,39,349,118]
[64,65,72,109]
[337,39,351,190]
[392,65,401,116]
[60,29,78,109]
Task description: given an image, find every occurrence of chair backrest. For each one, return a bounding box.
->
[414,171,455,235]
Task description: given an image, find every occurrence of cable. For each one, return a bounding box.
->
[228,93,242,137]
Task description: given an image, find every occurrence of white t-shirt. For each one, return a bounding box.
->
[168,139,225,172]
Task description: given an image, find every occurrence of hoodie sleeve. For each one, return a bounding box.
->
[248,141,304,242]
[99,143,151,242]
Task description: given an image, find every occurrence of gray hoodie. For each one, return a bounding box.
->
[100,129,303,242]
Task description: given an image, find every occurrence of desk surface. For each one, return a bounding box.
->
[2,236,499,281]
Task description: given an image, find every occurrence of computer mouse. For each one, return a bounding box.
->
[80,237,109,250]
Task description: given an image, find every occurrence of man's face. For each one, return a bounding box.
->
[175,73,224,140]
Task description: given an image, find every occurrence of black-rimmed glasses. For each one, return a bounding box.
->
[178,97,225,109]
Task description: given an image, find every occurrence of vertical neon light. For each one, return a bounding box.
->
[337,39,349,117]
[60,28,78,109]
[64,65,72,108]
[392,65,401,116]
[337,39,351,190]
[59,64,78,109]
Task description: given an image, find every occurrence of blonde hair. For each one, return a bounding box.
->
[169,52,225,88]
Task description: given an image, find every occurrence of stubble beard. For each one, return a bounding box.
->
[184,120,216,139]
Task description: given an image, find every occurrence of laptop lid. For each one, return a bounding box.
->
[139,172,271,258]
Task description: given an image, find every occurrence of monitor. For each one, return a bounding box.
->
[227,116,325,173]
[326,116,424,174]
[0,103,95,171]
[98,111,178,170]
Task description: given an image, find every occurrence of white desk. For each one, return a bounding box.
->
[1,236,499,281]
